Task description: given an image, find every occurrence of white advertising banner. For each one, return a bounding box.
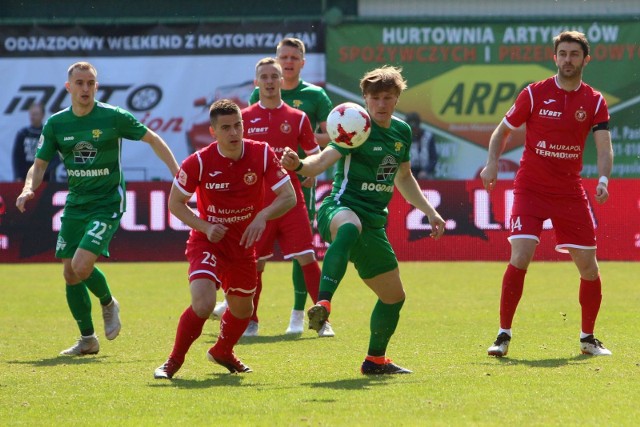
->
[0,22,325,182]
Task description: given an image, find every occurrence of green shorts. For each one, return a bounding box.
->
[56,214,122,259]
[318,201,398,280]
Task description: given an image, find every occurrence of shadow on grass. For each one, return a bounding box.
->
[485,354,592,368]
[7,355,107,367]
[236,334,317,345]
[301,375,399,391]
[148,373,255,389]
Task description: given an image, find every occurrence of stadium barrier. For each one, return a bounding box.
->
[1,179,638,263]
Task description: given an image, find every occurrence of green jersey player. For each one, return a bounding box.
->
[246,37,334,335]
[16,62,179,356]
[281,66,446,375]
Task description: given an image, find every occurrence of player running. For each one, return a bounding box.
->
[154,99,296,378]
[16,61,179,356]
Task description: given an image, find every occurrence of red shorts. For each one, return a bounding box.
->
[255,201,315,260]
[508,188,596,253]
[185,237,257,297]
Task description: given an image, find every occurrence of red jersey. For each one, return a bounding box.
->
[241,101,319,205]
[174,139,290,257]
[504,75,609,196]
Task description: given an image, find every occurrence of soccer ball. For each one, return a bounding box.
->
[326,102,371,149]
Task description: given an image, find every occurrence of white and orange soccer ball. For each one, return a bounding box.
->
[326,102,371,149]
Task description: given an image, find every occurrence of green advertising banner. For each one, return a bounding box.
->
[327,21,640,179]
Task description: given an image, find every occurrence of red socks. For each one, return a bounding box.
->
[579,276,602,334]
[302,261,321,303]
[213,308,251,355]
[499,263,527,329]
[170,306,207,364]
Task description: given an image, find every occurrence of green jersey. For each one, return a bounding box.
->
[249,79,333,130]
[324,117,412,229]
[36,101,148,218]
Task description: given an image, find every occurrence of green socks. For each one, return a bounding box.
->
[66,283,94,336]
[317,223,360,302]
[83,266,112,306]
[367,299,405,357]
[292,260,308,311]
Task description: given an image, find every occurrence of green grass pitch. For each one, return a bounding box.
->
[1,261,638,426]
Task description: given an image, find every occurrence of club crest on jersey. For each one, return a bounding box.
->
[92,129,103,140]
[178,169,188,186]
[292,100,303,109]
[394,142,403,153]
[244,171,257,185]
[280,121,292,134]
[575,108,587,122]
[376,155,398,182]
[73,142,97,164]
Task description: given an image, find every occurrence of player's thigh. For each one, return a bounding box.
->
[363,268,405,304]
[352,227,398,280]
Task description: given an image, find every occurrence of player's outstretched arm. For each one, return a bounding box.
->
[141,129,180,177]
[395,162,445,240]
[281,146,341,177]
[16,158,49,213]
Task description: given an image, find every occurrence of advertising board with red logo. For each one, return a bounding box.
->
[1,179,637,263]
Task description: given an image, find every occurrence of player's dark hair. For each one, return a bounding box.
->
[209,99,241,125]
[553,31,590,57]
[276,37,305,57]
[360,65,407,96]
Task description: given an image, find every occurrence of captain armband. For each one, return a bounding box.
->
[592,121,609,132]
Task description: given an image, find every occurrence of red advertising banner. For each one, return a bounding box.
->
[1,180,638,263]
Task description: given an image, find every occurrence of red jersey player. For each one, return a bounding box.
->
[240,57,328,337]
[480,31,614,357]
[154,99,296,379]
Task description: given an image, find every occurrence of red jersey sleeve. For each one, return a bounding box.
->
[504,85,533,130]
[174,151,202,195]
[592,91,610,126]
[263,143,291,193]
[298,113,320,155]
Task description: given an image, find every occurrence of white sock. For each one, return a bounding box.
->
[580,331,592,339]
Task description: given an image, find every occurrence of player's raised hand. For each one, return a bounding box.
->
[16,189,35,213]
[280,146,300,171]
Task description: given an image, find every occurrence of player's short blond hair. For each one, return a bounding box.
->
[255,57,283,75]
[67,61,97,79]
[360,65,407,96]
[276,37,305,58]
